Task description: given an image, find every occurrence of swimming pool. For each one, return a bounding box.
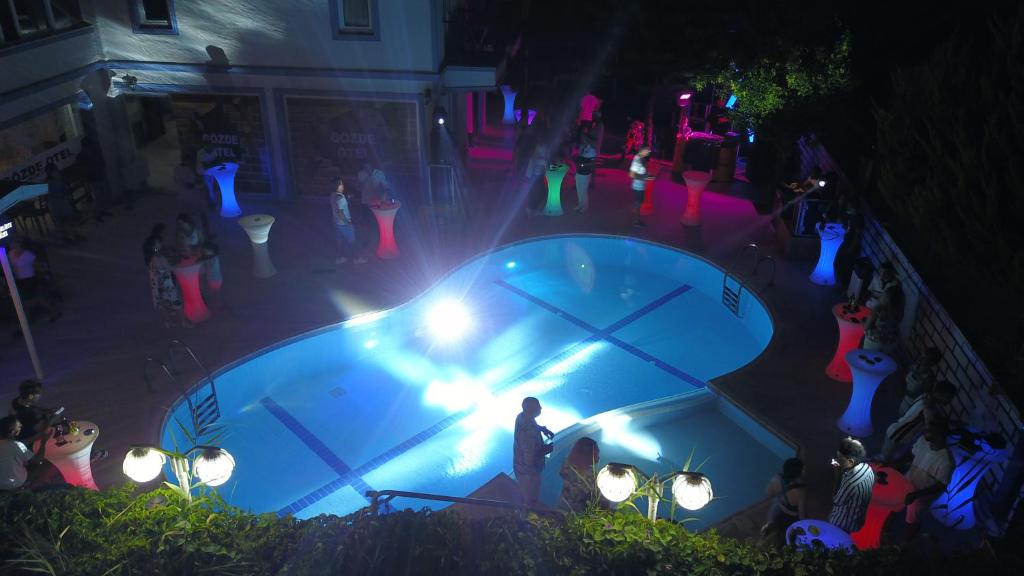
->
[162,235,788,525]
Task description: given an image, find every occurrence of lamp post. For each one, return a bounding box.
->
[123,444,235,504]
[597,462,713,522]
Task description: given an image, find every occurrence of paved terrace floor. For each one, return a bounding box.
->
[1,121,914,543]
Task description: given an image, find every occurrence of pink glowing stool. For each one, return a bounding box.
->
[543,163,568,216]
[370,200,401,259]
[850,463,912,549]
[838,349,897,437]
[173,262,211,323]
[501,85,517,124]
[680,170,712,226]
[238,214,277,278]
[826,303,871,382]
[206,162,241,218]
[44,420,100,490]
[639,164,659,216]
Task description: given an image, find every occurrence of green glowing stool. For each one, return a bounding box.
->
[543,163,568,216]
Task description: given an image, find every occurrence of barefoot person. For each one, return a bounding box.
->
[513,397,554,507]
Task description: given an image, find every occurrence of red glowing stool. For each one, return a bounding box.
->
[850,463,912,549]
[639,164,659,216]
[44,421,100,490]
[370,200,401,259]
[173,262,211,323]
[680,170,711,226]
[826,303,871,382]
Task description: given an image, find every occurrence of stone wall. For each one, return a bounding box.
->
[797,137,1024,534]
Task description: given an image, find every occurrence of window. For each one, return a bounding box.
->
[331,0,379,40]
[0,0,84,45]
[128,0,177,35]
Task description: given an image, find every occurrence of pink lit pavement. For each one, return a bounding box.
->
[0,113,906,542]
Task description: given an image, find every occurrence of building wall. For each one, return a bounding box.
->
[797,136,1024,533]
[93,0,438,72]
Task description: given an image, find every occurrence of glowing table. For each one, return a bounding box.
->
[173,262,211,323]
[514,109,537,126]
[370,200,401,259]
[931,434,1011,530]
[837,349,896,437]
[826,303,871,382]
[786,519,854,552]
[206,163,242,218]
[810,222,846,285]
[680,170,712,226]
[543,163,568,216]
[850,463,912,550]
[238,214,277,278]
[501,85,517,124]
[44,420,99,490]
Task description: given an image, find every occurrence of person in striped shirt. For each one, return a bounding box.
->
[828,437,875,533]
[880,380,956,462]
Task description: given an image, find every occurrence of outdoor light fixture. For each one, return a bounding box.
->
[505,261,517,269]
[677,92,693,106]
[427,299,472,342]
[121,444,235,503]
[434,105,448,127]
[818,179,827,188]
[76,90,94,111]
[106,73,138,99]
[193,447,236,487]
[598,460,714,521]
[671,472,714,510]
[122,446,167,483]
[725,95,737,109]
[596,463,638,503]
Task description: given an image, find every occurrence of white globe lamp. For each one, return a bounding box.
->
[122,447,166,483]
[671,472,713,510]
[194,448,236,487]
[596,463,637,503]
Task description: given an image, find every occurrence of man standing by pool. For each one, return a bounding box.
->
[514,397,554,507]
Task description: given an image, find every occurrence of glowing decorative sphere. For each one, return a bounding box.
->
[194,448,236,487]
[122,447,166,483]
[596,463,637,503]
[427,299,472,342]
[672,472,713,510]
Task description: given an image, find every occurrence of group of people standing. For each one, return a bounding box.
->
[142,214,222,328]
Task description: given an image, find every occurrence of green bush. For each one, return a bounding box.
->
[0,486,1010,575]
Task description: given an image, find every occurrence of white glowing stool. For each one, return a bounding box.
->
[838,349,896,437]
[206,162,242,218]
[173,262,211,323]
[370,201,401,259]
[543,163,568,216]
[680,170,711,226]
[811,222,846,285]
[501,85,517,124]
[238,214,277,278]
[44,421,100,490]
[786,519,854,552]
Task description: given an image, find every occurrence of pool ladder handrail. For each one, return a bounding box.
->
[737,242,776,290]
[167,340,222,437]
[722,273,744,318]
[366,489,563,517]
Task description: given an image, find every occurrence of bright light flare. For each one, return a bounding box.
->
[426,299,473,342]
[122,447,166,483]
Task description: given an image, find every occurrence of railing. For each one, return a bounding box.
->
[144,341,222,438]
[366,489,563,517]
[721,274,743,318]
[143,357,176,393]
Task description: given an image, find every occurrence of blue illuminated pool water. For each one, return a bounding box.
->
[162,235,788,526]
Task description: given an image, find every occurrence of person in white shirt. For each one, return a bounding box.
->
[903,421,954,541]
[863,262,899,309]
[0,416,51,491]
[194,141,220,210]
[332,179,366,265]
[628,147,653,228]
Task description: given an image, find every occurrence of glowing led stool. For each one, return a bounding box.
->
[370,200,401,259]
[501,85,517,124]
[931,434,1010,530]
[850,463,912,549]
[837,349,896,437]
[514,109,537,126]
[543,163,568,216]
[680,170,711,226]
[173,262,211,323]
[206,162,241,218]
[810,222,846,285]
[44,420,100,490]
[238,214,277,278]
[826,303,871,382]
[639,163,660,216]
[786,519,854,552]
